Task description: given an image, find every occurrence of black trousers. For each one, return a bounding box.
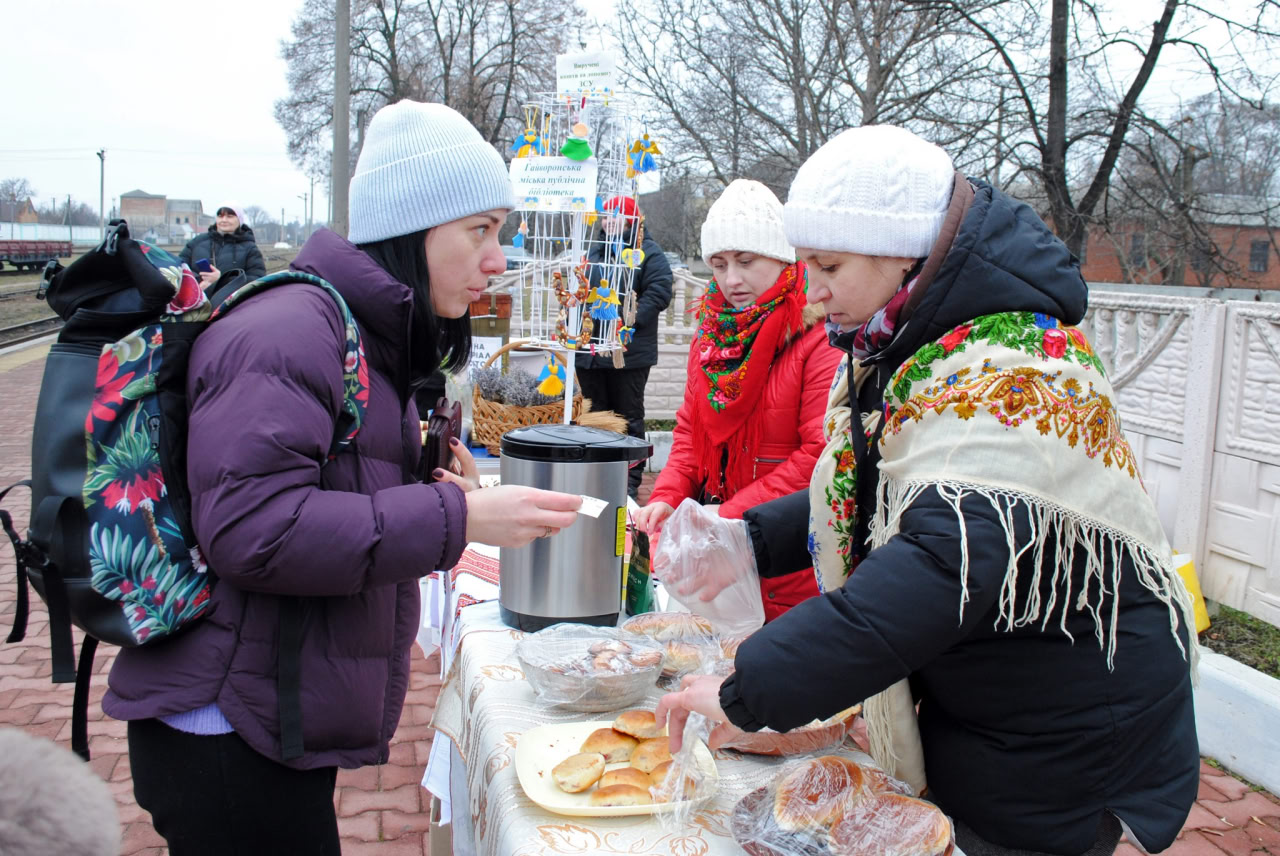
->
[954,813,1122,856]
[128,719,340,856]
[576,365,651,496]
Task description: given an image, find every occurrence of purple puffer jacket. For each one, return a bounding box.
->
[104,228,468,770]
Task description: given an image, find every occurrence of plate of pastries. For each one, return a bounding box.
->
[515,709,717,817]
[730,755,953,856]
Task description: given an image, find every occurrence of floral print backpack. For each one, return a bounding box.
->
[0,221,367,758]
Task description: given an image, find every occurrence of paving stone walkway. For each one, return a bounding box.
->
[1,342,1277,855]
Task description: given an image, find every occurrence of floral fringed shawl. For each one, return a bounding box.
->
[808,310,1199,794]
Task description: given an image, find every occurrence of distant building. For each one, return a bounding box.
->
[119,190,214,244]
[0,197,38,223]
[120,189,167,237]
[1078,195,1280,290]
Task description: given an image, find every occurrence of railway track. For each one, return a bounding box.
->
[0,316,62,348]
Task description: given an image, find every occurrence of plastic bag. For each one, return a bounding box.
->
[651,498,765,637]
[718,704,863,757]
[515,624,664,712]
[654,710,718,832]
[728,753,953,856]
[620,611,722,682]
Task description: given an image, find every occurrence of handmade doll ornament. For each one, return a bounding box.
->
[512,219,528,249]
[577,314,594,347]
[561,121,593,161]
[511,108,544,158]
[536,356,566,397]
[626,133,661,178]
[588,279,622,321]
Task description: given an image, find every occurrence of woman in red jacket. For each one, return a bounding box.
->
[634,179,841,620]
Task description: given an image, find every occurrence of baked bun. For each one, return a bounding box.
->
[580,728,638,762]
[772,755,867,832]
[627,649,663,669]
[621,612,713,641]
[599,767,653,790]
[629,737,673,773]
[828,793,953,856]
[552,753,606,793]
[719,635,747,659]
[649,760,697,800]
[661,641,705,677]
[612,710,663,739]
[588,783,653,807]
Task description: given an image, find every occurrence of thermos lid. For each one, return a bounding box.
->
[501,424,652,463]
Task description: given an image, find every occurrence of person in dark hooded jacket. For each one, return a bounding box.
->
[178,204,267,285]
[575,195,673,497]
[106,101,582,856]
[655,125,1198,856]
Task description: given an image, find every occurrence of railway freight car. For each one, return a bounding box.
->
[0,240,72,271]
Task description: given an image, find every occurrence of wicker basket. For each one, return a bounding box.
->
[472,340,585,455]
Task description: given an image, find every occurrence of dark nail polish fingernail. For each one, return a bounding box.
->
[449,437,461,446]
[432,469,445,479]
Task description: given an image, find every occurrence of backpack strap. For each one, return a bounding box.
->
[32,495,88,685]
[5,487,97,760]
[211,271,368,459]
[1,481,33,645]
[277,597,309,761]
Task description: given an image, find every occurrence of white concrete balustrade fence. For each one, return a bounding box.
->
[495,268,1280,629]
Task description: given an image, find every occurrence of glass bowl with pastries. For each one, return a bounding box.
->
[730,754,954,856]
[516,624,666,712]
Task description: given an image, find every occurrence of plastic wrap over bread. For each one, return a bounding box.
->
[620,611,722,681]
[729,753,953,856]
[653,710,718,832]
[650,498,766,637]
[718,704,863,756]
[515,624,664,712]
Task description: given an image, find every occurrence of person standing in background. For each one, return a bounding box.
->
[178,204,267,288]
[634,179,837,621]
[576,196,673,498]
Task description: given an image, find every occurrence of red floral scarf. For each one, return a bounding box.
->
[689,262,807,498]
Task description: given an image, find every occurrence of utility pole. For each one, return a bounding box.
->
[96,149,106,240]
[331,0,351,238]
[281,207,286,245]
[308,175,315,238]
[66,194,72,243]
[297,193,308,242]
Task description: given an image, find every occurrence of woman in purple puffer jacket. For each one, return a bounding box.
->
[103,102,582,856]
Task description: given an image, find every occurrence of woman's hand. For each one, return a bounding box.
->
[655,674,745,752]
[432,437,480,493]
[198,265,221,290]
[633,501,675,536]
[464,485,582,547]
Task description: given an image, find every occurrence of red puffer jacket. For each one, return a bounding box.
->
[648,306,840,621]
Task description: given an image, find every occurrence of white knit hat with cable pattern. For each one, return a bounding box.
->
[784,125,954,257]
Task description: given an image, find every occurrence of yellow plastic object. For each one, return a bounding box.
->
[1172,553,1211,634]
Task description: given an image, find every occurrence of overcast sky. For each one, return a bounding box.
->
[1,0,1269,230]
[2,0,311,226]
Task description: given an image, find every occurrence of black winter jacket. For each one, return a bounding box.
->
[575,231,672,370]
[179,225,266,279]
[724,178,1198,855]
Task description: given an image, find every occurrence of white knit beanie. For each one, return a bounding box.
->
[348,101,515,244]
[784,125,955,257]
[700,179,795,265]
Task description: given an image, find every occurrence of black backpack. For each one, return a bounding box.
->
[1,221,367,759]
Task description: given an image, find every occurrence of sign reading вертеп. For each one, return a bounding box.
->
[555,51,617,95]
[509,157,599,212]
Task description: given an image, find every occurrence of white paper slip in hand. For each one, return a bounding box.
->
[577,495,609,518]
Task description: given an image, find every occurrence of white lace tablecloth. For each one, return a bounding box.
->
[430,600,881,856]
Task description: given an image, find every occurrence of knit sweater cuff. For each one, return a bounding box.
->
[719,674,765,732]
